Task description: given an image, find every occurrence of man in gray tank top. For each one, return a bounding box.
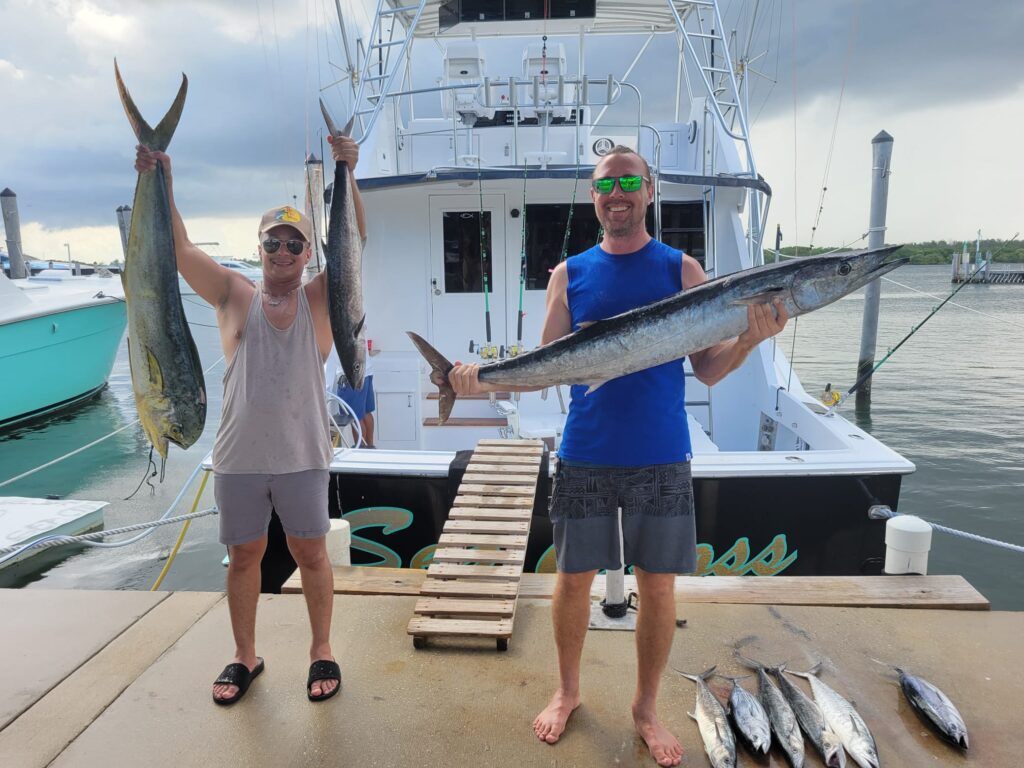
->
[135,133,366,706]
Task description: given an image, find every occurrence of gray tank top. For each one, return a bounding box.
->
[213,285,332,473]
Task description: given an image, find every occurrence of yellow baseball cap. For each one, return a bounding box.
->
[257,205,313,242]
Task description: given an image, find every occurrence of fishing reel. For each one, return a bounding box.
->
[468,340,529,361]
[468,340,502,360]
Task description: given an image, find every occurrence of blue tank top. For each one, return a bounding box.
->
[558,239,692,466]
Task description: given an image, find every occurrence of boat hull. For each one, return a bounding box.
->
[0,302,127,427]
[258,457,903,590]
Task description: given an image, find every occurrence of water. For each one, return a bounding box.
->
[2,268,1021,608]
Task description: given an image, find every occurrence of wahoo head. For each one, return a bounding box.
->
[790,245,906,313]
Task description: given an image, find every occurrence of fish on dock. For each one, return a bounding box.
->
[786,664,880,768]
[319,99,366,392]
[114,61,206,472]
[676,667,737,768]
[771,664,846,768]
[717,674,771,756]
[736,653,806,768]
[897,667,969,749]
[409,245,907,423]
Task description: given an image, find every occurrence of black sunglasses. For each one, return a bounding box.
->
[262,238,306,256]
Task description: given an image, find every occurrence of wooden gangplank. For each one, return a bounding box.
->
[408,438,544,651]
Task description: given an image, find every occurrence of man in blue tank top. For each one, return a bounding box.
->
[448,146,787,767]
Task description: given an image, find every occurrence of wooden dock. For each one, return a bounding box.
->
[408,438,545,650]
[2,583,1021,767]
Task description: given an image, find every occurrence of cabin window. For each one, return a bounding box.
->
[657,201,706,267]
[522,203,601,291]
[442,211,493,293]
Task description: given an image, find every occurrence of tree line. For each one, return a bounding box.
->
[772,238,1024,265]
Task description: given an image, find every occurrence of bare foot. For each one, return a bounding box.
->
[532,690,580,744]
[633,708,683,767]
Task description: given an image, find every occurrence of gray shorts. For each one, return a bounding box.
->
[549,461,696,574]
[213,469,330,546]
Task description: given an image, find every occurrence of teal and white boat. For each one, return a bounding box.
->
[0,270,127,428]
[178,258,260,296]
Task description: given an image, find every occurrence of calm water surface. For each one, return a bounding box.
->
[2,267,1021,608]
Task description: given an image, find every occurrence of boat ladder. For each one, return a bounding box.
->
[408,438,544,651]
[351,0,428,141]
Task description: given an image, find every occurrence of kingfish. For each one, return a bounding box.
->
[115,62,206,473]
[737,653,805,768]
[320,100,366,391]
[772,665,846,768]
[786,664,880,768]
[896,667,969,749]
[409,246,906,423]
[677,667,736,768]
[718,675,771,756]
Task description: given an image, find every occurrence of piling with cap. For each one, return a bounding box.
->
[855,131,894,412]
[884,514,933,575]
[325,518,352,567]
[1,188,28,279]
[115,205,132,259]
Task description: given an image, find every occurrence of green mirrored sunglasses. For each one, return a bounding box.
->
[591,175,650,194]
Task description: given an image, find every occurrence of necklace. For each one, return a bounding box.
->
[262,287,296,307]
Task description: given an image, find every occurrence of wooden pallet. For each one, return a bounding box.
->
[408,438,544,651]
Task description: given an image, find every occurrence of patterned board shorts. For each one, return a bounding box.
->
[548,460,696,574]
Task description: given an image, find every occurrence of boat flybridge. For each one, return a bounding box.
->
[303,0,914,580]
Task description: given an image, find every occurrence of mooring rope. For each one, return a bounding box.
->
[870,506,1024,555]
[0,507,222,569]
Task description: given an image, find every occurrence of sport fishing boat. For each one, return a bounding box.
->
[273,0,914,582]
[0,270,126,428]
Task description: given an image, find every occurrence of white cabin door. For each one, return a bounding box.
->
[428,194,507,363]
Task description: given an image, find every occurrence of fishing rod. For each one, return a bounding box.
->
[515,162,528,354]
[559,148,582,261]
[827,232,1020,414]
[476,158,492,349]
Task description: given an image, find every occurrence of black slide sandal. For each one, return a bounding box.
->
[307,659,342,702]
[212,658,265,706]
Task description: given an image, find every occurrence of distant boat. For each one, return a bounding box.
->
[0,270,127,428]
[178,259,261,296]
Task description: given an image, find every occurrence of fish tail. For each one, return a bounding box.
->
[406,331,457,424]
[319,98,355,138]
[674,666,716,682]
[115,59,188,151]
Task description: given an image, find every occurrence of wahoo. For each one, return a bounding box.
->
[409,246,906,423]
[320,100,366,391]
[115,61,206,473]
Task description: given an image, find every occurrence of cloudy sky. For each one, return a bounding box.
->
[1,0,1021,263]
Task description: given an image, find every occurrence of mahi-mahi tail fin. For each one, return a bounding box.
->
[407,331,457,424]
[114,59,188,151]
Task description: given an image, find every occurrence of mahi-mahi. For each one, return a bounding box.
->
[115,61,206,474]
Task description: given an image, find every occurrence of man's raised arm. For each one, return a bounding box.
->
[135,145,240,309]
